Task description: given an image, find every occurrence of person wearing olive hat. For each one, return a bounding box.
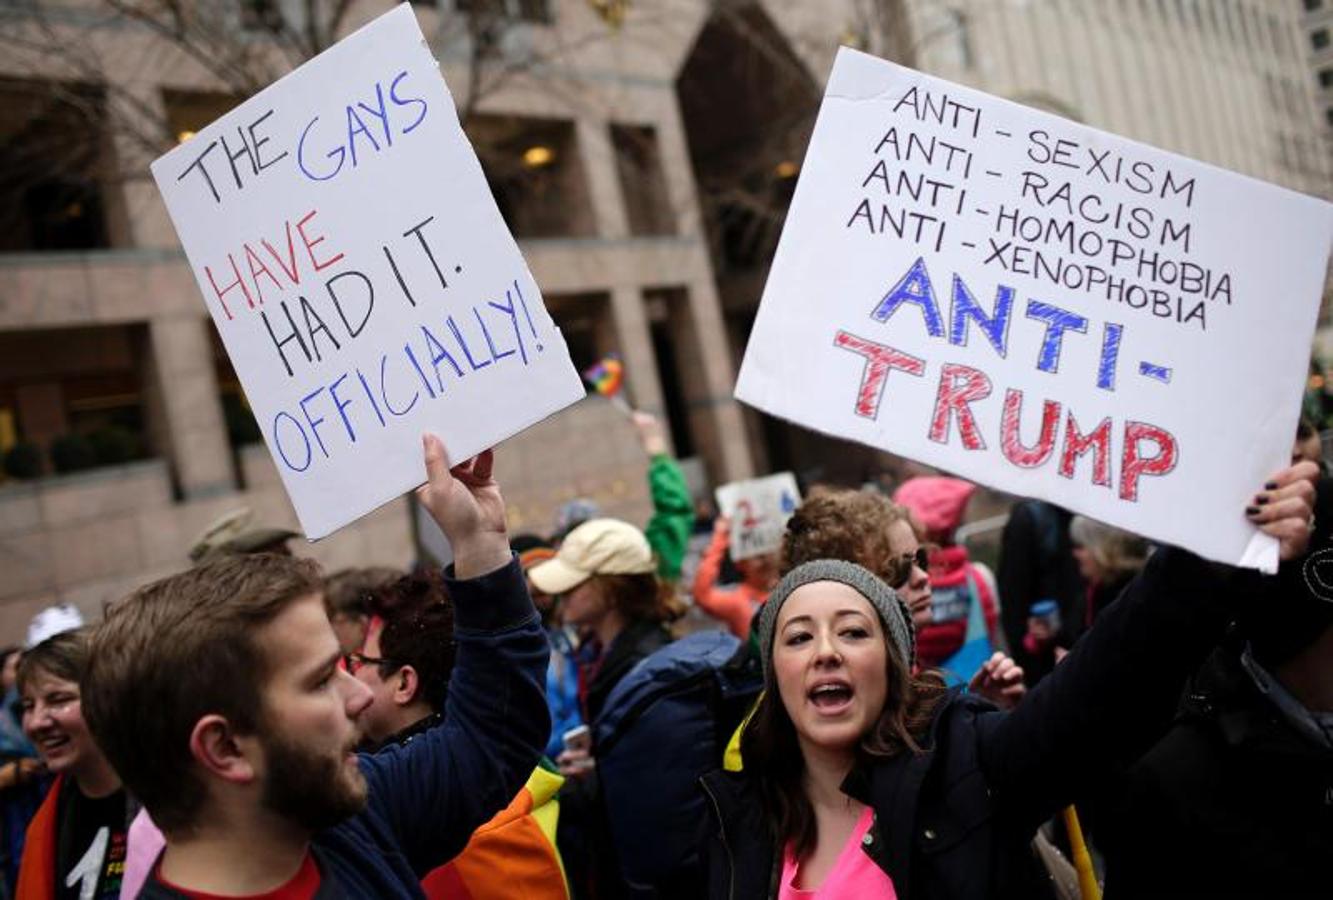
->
[528,519,678,729]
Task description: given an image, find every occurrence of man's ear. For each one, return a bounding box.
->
[392,665,420,708]
[188,714,257,786]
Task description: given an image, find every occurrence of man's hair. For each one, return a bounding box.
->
[82,553,322,835]
[781,488,915,583]
[370,571,456,713]
[18,626,94,695]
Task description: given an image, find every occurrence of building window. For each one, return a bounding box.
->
[239,0,283,31]
[0,78,110,252]
[454,0,550,24]
[1314,28,1330,51]
[1305,0,1323,14]
[1327,107,1333,128]
[163,90,241,145]
[611,125,675,237]
[467,115,595,238]
[1321,68,1333,89]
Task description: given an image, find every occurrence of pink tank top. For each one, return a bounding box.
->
[779,807,897,898]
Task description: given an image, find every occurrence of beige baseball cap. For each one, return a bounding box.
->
[528,518,656,595]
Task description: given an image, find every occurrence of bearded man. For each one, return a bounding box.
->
[81,436,549,897]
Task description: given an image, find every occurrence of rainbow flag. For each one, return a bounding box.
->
[583,355,625,398]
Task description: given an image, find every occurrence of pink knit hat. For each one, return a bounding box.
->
[892,477,977,536]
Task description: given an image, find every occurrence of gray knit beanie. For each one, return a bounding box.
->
[758,559,916,678]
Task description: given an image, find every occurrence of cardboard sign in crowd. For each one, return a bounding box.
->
[737,48,1333,571]
[152,5,583,539]
[715,473,802,560]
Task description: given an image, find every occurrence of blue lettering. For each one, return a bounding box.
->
[296,117,345,182]
[328,374,357,443]
[870,256,944,337]
[1098,323,1124,390]
[379,354,418,417]
[390,71,428,134]
[344,105,380,168]
[949,276,1013,357]
[299,388,330,458]
[357,368,387,426]
[273,411,313,472]
[448,315,491,371]
[356,82,392,147]
[422,324,463,389]
[475,306,515,362]
[1025,301,1088,374]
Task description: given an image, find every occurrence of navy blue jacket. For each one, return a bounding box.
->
[144,557,550,898]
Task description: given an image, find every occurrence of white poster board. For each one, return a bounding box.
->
[152,5,584,539]
[737,47,1333,571]
[715,473,801,559]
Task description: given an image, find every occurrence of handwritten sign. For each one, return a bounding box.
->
[152,5,584,539]
[715,473,801,559]
[736,48,1333,571]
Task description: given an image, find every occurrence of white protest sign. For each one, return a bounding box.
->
[152,4,584,539]
[737,47,1333,571]
[715,473,801,559]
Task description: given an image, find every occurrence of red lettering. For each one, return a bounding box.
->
[204,253,253,320]
[1058,412,1112,486]
[1000,389,1059,467]
[1119,421,1178,501]
[262,220,300,284]
[243,242,283,304]
[929,363,991,449]
[833,331,925,419]
[297,209,345,273]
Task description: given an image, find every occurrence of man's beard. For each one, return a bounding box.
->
[260,727,368,831]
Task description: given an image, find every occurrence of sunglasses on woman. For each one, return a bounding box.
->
[887,547,931,588]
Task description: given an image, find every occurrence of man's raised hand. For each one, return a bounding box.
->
[416,434,510,579]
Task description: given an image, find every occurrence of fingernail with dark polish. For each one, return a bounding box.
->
[1245,506,1260,516]
[1265,481,1278,490]
[1255,495,1269,505]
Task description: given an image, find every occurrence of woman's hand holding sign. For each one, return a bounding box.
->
[1247,460,1318,562]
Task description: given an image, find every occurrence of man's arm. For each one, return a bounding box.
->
[357,436,550,874]
[359,558,549,874]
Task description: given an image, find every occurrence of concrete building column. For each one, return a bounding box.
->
[608,285,672,454]
[106,83,179,250]
[575,117,629,239]
[683,271,754,482]
[144,315,234,498]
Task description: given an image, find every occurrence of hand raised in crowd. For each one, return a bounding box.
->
[1245,460,1319,561]
[631,410,669,457]
[968,651,1026,710]
[555,745,595,780]
[416,434,510,579]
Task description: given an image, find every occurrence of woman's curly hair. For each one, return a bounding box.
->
[781,487,916,583]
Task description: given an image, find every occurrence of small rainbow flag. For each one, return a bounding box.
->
[582,355,625,398]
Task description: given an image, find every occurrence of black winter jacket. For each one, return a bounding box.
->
[699,548,1273,900]
[1102,636,1331,899]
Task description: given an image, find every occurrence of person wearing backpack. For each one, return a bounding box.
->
[528,518,680,899]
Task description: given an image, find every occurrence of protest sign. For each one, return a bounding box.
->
[715,473,801,559]
[151,5,584,539]
[736,47,1333,571]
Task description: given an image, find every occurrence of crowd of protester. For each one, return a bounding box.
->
[0,409,1327,899]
